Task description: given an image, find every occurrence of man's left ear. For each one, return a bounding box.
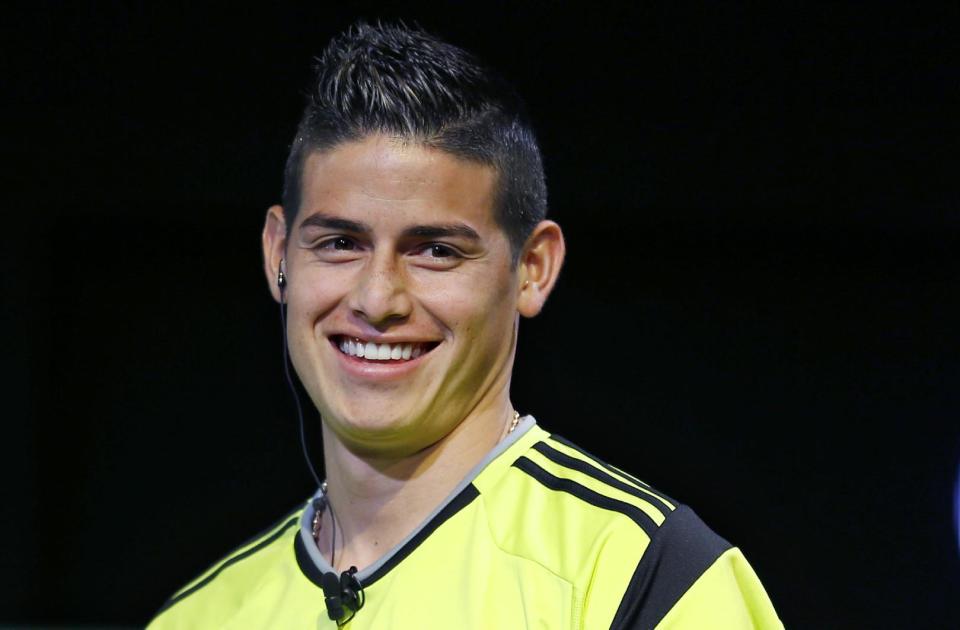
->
[517,220,566,318]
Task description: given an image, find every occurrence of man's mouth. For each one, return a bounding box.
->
[331,335,439,362]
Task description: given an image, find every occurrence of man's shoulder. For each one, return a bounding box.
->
[486,427,681,540]
[484,428,713,573]
[147,502,306,628]
[516,430,730,555]
[480,426,781,629]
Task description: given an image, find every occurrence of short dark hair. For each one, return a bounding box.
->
[281,22,547,259]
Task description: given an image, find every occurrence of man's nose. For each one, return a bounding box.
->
[347,253,413,327]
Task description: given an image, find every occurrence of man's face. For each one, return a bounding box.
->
[272,135,520,456]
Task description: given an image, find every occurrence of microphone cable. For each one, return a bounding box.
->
[278,286,339,569]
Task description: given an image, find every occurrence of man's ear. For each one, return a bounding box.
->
[517,220,565,318]
[262,204,287,303]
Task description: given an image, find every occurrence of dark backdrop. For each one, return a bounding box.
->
[4,2,958,628]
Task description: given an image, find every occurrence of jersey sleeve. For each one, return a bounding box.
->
[595,505,782,630]
[649,546,782,629]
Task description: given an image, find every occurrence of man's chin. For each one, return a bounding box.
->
[323,411,434,455]
[337,425,440,460]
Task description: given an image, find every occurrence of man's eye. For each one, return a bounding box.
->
[428,244,455,258]
[317,237,355,251]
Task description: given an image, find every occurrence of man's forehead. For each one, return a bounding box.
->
[304,136,494,181]
[304,139,440,196]
[297,137,500,229]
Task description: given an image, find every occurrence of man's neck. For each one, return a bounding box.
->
[316,399,516,572]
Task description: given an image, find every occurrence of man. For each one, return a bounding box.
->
[150,22,781,629]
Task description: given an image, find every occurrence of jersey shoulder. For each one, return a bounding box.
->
[147,503,305,629]
[483,429,778,628]
[487,428,690,566]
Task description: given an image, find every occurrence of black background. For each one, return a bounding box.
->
[3,2,958,628]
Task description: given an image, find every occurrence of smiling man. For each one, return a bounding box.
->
[149,23,781,629]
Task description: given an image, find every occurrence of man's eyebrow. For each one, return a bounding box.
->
[298,214,481,241]
[299,213,371,233]
[401,223,481,240]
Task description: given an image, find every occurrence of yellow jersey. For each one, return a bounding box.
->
[149,418,782,629]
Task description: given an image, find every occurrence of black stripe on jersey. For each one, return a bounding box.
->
[548,434,676,507]
[294,483,480,589]
[610,505,731,630]
[531,441,673,518]
[152,511,302,617]
[512,456,658,537]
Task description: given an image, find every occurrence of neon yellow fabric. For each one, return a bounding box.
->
[149,424,782,629]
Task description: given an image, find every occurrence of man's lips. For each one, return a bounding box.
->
[329,335,440,362]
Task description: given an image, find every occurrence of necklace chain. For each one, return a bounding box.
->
[507,409,521,434]
[312,410,522,546]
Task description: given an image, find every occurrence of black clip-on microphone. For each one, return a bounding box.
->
[322,566,365,625]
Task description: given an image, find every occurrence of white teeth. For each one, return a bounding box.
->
[337,337,431,361]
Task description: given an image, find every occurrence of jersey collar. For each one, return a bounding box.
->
[295,415,545,588]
